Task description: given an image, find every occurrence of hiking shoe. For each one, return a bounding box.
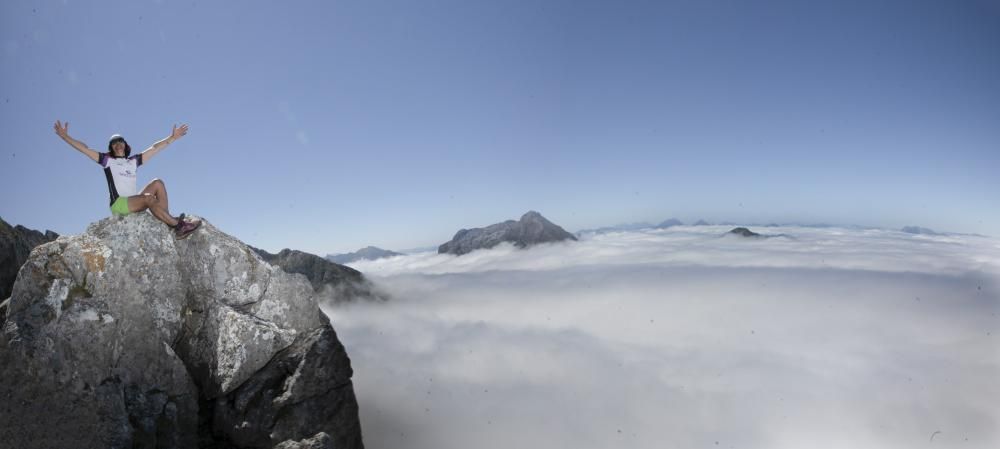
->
[174,216,202,240]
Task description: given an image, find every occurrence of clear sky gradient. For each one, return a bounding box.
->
[1,0,997,255]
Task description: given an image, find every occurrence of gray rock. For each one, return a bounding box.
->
[0,217,59,300]
[439,211,577,256]
[251,247,386,304]
[212,326,362,448]
[274,432,334,449]
[327,246,403,264]
[0,213,364,448]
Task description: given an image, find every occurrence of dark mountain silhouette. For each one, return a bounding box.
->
[727,227,762,238]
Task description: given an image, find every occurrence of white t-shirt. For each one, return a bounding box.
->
[98,153,143,205]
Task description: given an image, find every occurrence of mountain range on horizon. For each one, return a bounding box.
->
[327,246,404,264]
[572,219,964,237]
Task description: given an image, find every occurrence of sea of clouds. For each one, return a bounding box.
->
[322,226,999,449]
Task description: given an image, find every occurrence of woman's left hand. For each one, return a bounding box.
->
[171,124,189,141]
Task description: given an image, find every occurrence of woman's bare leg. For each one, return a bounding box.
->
[128,193,179,228]
[139,179,169,213]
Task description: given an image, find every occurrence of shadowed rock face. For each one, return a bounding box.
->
[0,213,364,449]
[438,211,577,256]
[0,217,59,300]
[250,247,386,304]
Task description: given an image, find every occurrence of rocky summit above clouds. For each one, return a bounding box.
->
[251,246,386,304]
[0,213,363,449]
[0,217,59,300]
[727,227,763,238]
[439,211,577,256]
[327,246,403,264]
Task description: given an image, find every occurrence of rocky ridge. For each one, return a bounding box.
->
[250,247,386,304]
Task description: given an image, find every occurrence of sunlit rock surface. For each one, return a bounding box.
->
[0,213,363,449]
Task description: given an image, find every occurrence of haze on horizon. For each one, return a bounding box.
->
[1,0,997,255]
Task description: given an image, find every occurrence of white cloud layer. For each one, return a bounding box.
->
[324,226,1000,449]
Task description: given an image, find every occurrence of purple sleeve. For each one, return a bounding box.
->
[97,153,108,167]
[131,153,143,167]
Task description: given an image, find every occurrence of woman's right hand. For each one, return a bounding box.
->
[54,120,69,139]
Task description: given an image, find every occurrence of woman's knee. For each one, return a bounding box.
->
[127,195,152,212]
[151,178,165,189]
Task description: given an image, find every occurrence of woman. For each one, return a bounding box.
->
[53,120,201,239]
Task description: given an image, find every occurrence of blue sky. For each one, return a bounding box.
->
[1,0,997,255]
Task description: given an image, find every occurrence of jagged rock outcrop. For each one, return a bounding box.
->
[250,247,385,304]
[327,246,403,264]
[274,432,334,449]
[0,213,364,449]
[438,211,577,256]
[0,217,59,300]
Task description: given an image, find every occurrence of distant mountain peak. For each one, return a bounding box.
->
[576,222,654,235]
[727,227,762,238]
[327,246,403,264]
[901,226,941,236]
[439,211,577,256]
[656,218,684,228]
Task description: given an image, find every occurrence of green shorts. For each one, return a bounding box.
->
[110,196,131,216]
